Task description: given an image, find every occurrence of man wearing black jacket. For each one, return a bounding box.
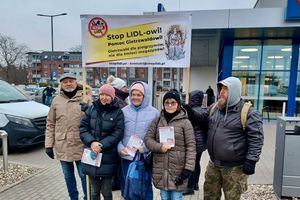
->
[185,77,264,200]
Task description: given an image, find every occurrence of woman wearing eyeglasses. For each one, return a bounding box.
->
[145,90,196,200]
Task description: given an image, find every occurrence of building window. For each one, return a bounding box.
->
[163,72,171,79]
[129,68,135,78]
[120,72,126,78]
[232,39,291,118]
[163,81,170,87]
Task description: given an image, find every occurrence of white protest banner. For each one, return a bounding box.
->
[81,14,192,68]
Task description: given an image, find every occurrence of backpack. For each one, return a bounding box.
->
[124,152,152,200]
[209,101,252,131]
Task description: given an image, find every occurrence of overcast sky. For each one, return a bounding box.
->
[0,0,256,51]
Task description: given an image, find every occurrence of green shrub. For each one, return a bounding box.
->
[39,82,47,87]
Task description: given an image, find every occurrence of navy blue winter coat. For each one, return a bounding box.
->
[80,99,124,177]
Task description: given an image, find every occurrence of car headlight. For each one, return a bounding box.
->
[0,113,9,127]
[5,114,34,128]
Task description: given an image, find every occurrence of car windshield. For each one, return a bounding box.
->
[0,80,29,103]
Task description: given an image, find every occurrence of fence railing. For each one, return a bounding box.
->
[262,106,270,122]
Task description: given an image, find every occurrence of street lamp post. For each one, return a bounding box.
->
[37,13,67,82]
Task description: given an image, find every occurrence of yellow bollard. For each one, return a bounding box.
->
[86,175,90,200]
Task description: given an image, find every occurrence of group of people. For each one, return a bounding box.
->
[45,73,264,200]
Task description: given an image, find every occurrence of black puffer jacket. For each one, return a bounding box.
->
[188,90,208,153]
[80,99,124,177]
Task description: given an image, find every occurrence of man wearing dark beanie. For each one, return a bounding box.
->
[145,90,196,200]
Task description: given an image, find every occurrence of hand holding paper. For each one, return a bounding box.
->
[81,148,102,167]
[91,141,102,154]
[126,135,143,157]
[161,144,171,153]
[120,147,129,156]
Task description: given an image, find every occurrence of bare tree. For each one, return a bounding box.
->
[0,34,29,82]
[69,44,82,52]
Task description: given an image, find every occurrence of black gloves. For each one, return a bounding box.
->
[243,159,256,175]
[80,102,89,112]
[175,169,192,186]
[45,148,54,159]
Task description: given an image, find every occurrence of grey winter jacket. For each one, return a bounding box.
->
[193,77,264,166]
[207,99,263,166]
[144,109,196,192]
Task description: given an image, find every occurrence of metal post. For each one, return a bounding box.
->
[37,13,67,82]
[35,61,38,85]
[51,16,54,82]
[282,102,286,117]
[0,130,8,171]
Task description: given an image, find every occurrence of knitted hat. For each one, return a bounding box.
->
[131,83,145,96]
[107,75,126,90]
[99,84,115,99]
[163,90,181,105]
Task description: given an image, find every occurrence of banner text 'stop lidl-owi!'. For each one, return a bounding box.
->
[81,14,192,68]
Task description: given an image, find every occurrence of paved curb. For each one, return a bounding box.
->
[0,162,46,193]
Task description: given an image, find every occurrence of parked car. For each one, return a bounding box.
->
[15,86,36,101]
[91,87,99,101]
[34,87,45,104]
[0,80,49,153]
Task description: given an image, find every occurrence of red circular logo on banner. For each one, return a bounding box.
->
[298,0,300,4]
[88,17,108,38]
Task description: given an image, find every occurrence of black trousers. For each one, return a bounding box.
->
[188,152,203,189]
[89,176,113,200]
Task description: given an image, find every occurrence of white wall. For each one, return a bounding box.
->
[255,0,286,8]
[189,66,218,93]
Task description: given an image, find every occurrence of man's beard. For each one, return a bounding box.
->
[64,88,75,92]
[217,98,227,110]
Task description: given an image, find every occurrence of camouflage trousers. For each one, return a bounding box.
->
[203,161,248,200]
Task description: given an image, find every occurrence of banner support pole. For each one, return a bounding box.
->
[185,66,190,104]
[82,65,87,103]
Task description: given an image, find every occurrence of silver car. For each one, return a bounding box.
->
[0,80,49,153]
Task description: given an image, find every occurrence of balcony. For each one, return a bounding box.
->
[31,59,41,64]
